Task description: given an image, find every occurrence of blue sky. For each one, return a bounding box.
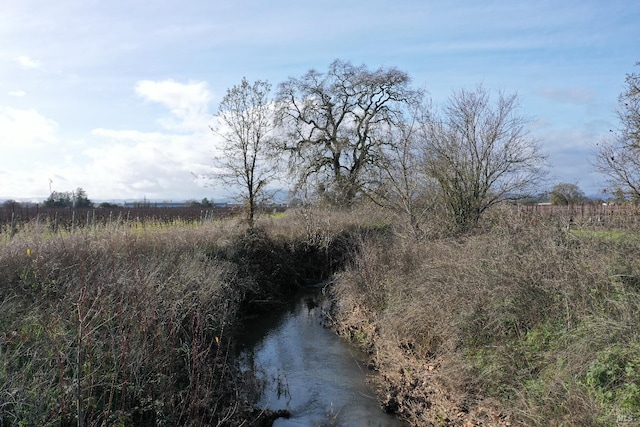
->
[1,0,638,202]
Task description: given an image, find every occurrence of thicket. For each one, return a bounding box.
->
[4,203,639,426]
[0,209,372,427]
[0,222,248,426]
[332,208,640,426]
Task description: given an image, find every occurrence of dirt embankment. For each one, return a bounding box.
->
[332,305,515,426]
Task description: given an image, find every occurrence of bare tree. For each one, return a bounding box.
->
[371,99,437,239]
[275,59,419,206]
[594,62,640,197]
[212,78,276,227]
[421,86,547,232]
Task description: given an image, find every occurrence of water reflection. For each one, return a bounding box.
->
[238,288,405,427]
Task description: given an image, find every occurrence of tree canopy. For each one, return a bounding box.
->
[44,188,93,208]
[275,59,421,206]
[420,86,547,232]
[549,182,586,205]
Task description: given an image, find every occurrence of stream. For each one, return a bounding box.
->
[238,284,406,427]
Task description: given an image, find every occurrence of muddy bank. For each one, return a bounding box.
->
[331,308,514,426]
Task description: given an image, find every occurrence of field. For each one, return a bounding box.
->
[0,206,239,238]
[516,203,640,228]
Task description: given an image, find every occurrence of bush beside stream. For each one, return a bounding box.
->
[0,209,372,426]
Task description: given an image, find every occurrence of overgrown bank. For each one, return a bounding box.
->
[331,212,640,426]
[4,207,639,426]
[0,211,367,427]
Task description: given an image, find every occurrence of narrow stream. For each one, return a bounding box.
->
[238,285,406,427]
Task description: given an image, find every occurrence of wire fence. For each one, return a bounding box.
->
[515,203,640,228]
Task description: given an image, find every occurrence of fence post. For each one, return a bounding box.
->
[10,211,17,239]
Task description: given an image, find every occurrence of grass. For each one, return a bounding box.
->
[0,207,383,426]
[4,204,640,426]
[331,212,640,426]
[570,228,640,242]
[1,221,251,426]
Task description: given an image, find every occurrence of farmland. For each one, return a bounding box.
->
[0,205,244,238]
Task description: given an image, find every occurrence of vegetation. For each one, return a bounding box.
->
[331,207,640,426]
[549,182,587,205]
[44,188,93,208]
[595,61,640,198]
[3,199,640,426]
[275,59,421,206]
[211,78,278,228]
[420,86,547,232]
[1,221,246,426]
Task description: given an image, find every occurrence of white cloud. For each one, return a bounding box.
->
[8,90,26,97]
[16,55,41,69]
[0,106,58,147]
[135,79,213,132]
[84,126,218,200]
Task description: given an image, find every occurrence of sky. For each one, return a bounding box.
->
[1,0,638,202]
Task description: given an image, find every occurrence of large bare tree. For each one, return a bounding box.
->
[212,77,276,227]
[421,86,547,232]
[594,62,640,198]
[275,59,419,206]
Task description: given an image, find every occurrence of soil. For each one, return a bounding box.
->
[331,306,518,427]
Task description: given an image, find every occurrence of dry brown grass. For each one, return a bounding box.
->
[0,222,254,426]
[332,211,640,426]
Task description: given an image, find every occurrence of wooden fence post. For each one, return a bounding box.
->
[10,211,17,239]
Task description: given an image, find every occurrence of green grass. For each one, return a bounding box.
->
[570,228,640,242]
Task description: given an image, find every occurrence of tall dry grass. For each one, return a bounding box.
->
[0,221,257,426]
[0,208,384,426]
[332,211,640,425]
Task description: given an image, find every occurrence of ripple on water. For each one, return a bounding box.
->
[238,289,406,427]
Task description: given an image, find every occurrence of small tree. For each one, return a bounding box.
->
[74,188,93,208]
[212,77,277,228]
[594,62,640,197]
[549,182,586,205]
[44,188,92,208]
[421,86,547,232]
